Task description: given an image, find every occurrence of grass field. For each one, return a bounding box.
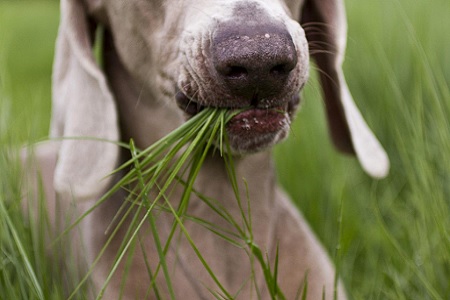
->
[1,0,449,299]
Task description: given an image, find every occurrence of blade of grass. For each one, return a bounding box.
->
[0,197,44,300]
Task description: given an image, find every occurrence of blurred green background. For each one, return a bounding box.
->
[1,0,449,299]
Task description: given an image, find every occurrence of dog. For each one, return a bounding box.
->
[22,0,389,299]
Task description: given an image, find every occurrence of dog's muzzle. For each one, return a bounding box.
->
[176,15,304,154]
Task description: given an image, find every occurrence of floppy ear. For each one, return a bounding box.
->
[50,0,119,200]
[300,0,389,178]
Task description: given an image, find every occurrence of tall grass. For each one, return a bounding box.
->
[275,0,450,298]
[1,0,449,299]
[0,2,61,299]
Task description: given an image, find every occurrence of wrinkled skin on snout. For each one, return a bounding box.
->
[90,0,309,154]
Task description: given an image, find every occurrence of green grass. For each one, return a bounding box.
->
[275,0,450,298]
[1,0,450,299]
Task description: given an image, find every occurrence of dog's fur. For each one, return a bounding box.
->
[23,0,389,299]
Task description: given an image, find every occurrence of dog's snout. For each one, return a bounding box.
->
[212,23,298,102]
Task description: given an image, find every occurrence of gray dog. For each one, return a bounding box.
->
[23,0,389,299]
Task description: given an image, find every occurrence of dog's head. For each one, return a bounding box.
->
[51,0,389,199]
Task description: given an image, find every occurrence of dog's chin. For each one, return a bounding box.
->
[225,107,291,154]
[176,92,300,155]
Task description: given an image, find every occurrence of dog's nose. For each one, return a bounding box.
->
[212,23,297,103]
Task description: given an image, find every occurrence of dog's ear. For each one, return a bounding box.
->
[300,0,389,178]
[51,0,119,200]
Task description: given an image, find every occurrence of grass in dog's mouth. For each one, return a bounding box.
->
[175,90,300,118]
[62,107,286,299]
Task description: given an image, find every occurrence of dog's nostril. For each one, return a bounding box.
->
[225,66,248,78]
[270,63,292,76]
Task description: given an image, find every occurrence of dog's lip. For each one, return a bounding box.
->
[175,91,299,152]
[175,91,299,117]
[175,91,203,115]
[226,107,288,135]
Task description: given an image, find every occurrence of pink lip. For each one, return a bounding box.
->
[227,108,288,135]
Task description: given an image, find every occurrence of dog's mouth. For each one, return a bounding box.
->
[175,91,300,153]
